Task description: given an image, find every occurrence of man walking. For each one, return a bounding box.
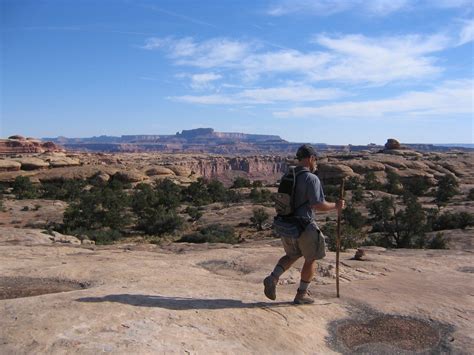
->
[264,144,345,304]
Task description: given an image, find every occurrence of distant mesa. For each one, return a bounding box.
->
[0,135,63,155]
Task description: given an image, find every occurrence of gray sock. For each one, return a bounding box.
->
[299,280,310,292]
[271,264,285,279]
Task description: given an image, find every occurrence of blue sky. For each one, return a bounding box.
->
[1,0,473,144]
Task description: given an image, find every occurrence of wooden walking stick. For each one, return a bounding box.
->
[336,179,345,298]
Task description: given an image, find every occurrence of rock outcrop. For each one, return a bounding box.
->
[0,136,63,155]
[385,138,401,150]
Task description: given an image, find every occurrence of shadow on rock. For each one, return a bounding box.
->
[76,294,297,310]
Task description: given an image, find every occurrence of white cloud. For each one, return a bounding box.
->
[190,72,222,89]
[170,85,347,104]
[310,33,449,84]
[458,20,474,46]
[143,33,449,85]
[274,80,473,118]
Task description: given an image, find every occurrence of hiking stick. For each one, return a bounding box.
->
[336,179,345,298]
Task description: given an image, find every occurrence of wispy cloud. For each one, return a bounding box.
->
[145,5,218,28]
[266,0,471,17]
[169,85,347,104]
[310,33,449,84]
[143,33,449,85]
[458,19,474,46]
[274,80,473,118]
[190,73,222,89]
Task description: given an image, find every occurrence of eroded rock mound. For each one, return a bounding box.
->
[385,138,401,150]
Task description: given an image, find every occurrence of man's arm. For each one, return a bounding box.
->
[312,200,345,212]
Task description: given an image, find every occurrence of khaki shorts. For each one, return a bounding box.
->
[281,222,326,260]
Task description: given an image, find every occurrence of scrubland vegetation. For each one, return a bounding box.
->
[3,170,473,248]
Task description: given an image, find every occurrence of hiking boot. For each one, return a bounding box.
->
[293,289,314,305]
[263,275,277,300]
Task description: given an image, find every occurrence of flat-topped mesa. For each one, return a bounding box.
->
[0,136,64,155]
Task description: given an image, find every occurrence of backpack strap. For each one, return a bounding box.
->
[290,168,311,213]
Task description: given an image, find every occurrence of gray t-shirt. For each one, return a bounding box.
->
[293,168,325,220]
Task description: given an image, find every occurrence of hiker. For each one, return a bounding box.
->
[264,144,345,304]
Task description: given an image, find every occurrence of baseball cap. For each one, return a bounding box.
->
[296,144,317,160]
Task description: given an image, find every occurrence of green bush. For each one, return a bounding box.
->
[321,223,365,251]
[12,176,38,199]
[177,224,238,244]
[232,177,251,188]
[342,204,366,229]
[345,176,362,190]
[428,232,449,249]
[431,211,474,230]
[249,188,273,203]
[403,176,430,196]
[436,174,459,203]
[136,205,184,235]
[252,180,263,188]
[41,179,86,201]
[63,184,131,233]
[363,171,381,190]
[386,171,402,195]
[250,207,270,230]
[185,206,203,222]
[468,188,474,201]
[351,186,364,202]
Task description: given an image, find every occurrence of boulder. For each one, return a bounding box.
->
[14,157,50,171]
[8,135,25,140]
[91,172,110,185]
[317,163,356,181]
[0,159,21,172]
[145,166,176,176]
[168,165,192,177]
[46,156,81,168]
[343,160,386,174]
[113,170,147,183]
[384,138,401,150]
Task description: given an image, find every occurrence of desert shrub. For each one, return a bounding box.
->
[342,204,366,229]
[345,176,362,190]
[232,177,251,188]
[21,206,29,211]
[63,184,131,235]
[131,181,184,235]
[323,184,340,201]
[431,211,474,230]
[250,207,270,231]
[41,179,87,201]
[468,188,474,201]
[385,171,402,195]
[403,176,430,196]
[183,178,242,205]
[321,223,365,251]
[252,180,263,188]
[435,174,459,203]
[351,185,364,202]
[12,176,38,199]
[72,228,122,245]
[177,224,238,244]
[367,194,428,248]
[428,232,449,249]
[136,205,184,235]
[363,171,381,190]
[185,206,203,222]
[249,188,272,203]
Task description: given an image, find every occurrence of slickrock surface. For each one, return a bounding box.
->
[0,236,472,354]
[0,151,472,187]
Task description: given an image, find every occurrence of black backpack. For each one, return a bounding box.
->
[273,166,309,217]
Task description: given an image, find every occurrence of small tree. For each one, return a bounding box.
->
[232,177,251,188]
[386,170,402,195]
[342,204,366,230]
[436,174,459,204]
[363,171,381,190]
[12,176,38,199]
[250,208,269,231]
[403,176,430,196]
[185,206,203,222]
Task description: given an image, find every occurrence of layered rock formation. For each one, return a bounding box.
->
[0,136,63,155]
